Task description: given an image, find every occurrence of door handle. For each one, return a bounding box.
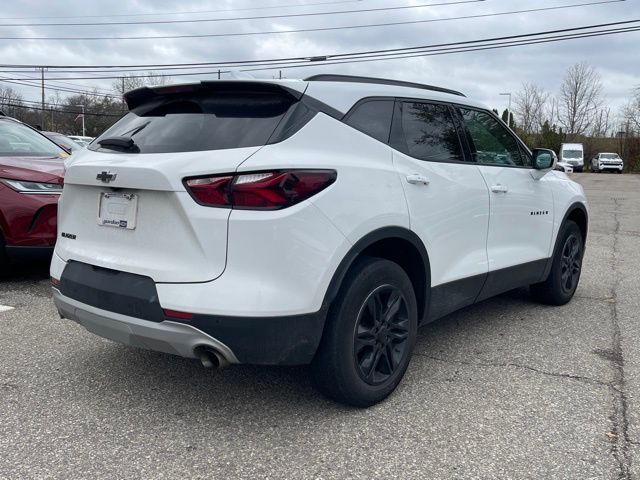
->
[491,184,508,193]
[406,174,430,185]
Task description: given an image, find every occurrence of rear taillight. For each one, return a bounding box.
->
[184,170,336,210]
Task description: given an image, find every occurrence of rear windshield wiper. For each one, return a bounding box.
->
[97,136,140,152]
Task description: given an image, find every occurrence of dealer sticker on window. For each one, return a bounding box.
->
[97,192,138,230]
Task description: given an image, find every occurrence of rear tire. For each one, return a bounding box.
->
[530,220,584,305]
[311,257,418,407]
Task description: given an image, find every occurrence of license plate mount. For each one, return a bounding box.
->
[97,192,138,230]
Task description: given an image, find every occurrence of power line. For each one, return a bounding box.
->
[0,101,122,117]
[0,0,366,20]
[0,77,120,99]
[0,0,481,27]
[11,71,118,96]
[0,18,637,81]
[0,0,622,41]
[3,12,632,71]
[1,20,638,103]
[241,25,640,72]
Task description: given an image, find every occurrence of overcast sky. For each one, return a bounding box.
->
[0,0,638,117]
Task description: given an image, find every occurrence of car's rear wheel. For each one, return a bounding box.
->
[530,220,583,305]
[311,257,418,407]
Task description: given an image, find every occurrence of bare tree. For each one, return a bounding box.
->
[0,86,24,118]
[590,106,612,137]
[559,62,603,138]
[622,86,640,134]
[513,83,549,134]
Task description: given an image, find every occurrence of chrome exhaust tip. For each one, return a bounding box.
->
[197,347,229,369]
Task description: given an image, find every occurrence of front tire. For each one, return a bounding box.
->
[530,220,584,305]
[311,257,418,407]
[0,234,8,275]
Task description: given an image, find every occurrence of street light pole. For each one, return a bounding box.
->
[75,104,85,136]
[499,92,512,128]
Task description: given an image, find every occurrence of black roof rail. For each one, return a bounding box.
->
[304,74,465,97]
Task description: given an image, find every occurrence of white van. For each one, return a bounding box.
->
[559,143,584,172]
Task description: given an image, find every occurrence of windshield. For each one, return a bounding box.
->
[563,150,582,159]
[91,91,295,154]
[0,121,66,157]
[601,153,619,159]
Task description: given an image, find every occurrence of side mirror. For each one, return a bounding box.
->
[532,148,555,170]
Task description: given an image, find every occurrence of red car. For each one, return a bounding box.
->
[0,117,66,267]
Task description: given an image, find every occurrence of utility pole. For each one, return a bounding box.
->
[121,77,125,112]
[40,67,45,129]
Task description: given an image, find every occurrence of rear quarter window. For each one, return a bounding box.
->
[344,99,394,144]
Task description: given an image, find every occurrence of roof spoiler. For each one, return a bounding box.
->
[124,81,306,111]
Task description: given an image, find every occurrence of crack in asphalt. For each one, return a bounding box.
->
[415,352,618,391]
[608,198,632,480]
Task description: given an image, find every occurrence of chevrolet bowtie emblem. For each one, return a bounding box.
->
[96,171,117,183]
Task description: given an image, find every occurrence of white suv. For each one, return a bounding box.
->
[51,75,588,406]
[591,152,624,173]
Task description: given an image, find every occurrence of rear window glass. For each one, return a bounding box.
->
[0,121,65,157]
[91,92,295,154]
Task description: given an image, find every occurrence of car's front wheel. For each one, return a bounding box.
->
[311,257,418,407]
[530,220,584,305]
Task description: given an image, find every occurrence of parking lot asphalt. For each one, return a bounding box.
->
[1,172,639,479]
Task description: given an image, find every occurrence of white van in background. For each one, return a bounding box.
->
[559,143,584,172]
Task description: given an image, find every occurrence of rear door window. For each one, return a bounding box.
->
[344,99,394,144]
[91,91,295,154]
[396,101,464,162]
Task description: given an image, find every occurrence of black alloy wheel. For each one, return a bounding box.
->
[353,285,410,386]
[560,233,582,295]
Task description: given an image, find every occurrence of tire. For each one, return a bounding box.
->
[0,242,9,277]
[311,257,418,407]
[530,220,584,305]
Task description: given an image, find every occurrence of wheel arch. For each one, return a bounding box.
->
[565,202,588,244]
[321,226,431,322]
[542,201,589,280]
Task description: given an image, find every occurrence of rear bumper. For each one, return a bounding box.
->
[53,289,239,363]
[52,260,327,365]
